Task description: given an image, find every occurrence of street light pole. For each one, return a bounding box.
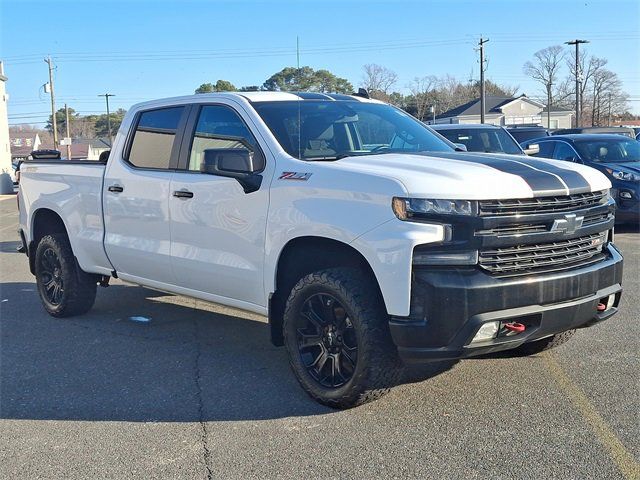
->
[565,39,589,127]
[98,93,115,146]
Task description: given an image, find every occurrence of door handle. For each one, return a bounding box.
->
[108,185,124,193]
[173,190,194,199]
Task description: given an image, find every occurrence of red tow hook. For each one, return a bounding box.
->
[503,322,526,334]
[597,303,607,312]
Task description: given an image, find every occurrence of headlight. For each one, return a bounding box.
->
[392,197,477,220]
[606,168,640,182]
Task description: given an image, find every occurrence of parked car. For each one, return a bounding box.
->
[18,92,623,408]
[552,127,636,139]
[430,124,538,155]
[522,134,639,224]
[506,125,550,143]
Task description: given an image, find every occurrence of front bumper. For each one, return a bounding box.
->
[390,243,623,362]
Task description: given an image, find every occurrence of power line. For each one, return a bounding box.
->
[5,31,638,62]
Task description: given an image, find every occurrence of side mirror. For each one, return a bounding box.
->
[453,143,467,152]
[523,144,540,156]
[201,148,262,194]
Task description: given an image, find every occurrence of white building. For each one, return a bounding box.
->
[429,95,574,129]
[0,61,12,186]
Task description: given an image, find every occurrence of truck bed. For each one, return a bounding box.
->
[18,160,113,276]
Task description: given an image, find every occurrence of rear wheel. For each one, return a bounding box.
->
[512,330,576,356]
[35,234,97,317]
[283,268,401,409]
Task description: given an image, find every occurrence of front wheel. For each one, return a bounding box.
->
[283,268,401,409]
[35,234,97,317]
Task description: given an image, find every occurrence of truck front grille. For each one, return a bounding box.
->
[478,190,608,216]
[478,232,607,275]
[475,211,614,237]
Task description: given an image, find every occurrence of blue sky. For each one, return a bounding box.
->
[2,0,639,126]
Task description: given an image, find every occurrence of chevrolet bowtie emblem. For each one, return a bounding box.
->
[551,213,584,235]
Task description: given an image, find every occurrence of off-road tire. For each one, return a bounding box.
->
[35,233,97,317]
[512,329,576,356]
[283,268,402,409]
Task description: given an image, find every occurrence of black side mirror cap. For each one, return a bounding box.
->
[201,148,262,194]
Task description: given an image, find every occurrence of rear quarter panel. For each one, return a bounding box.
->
[19,162,112,275]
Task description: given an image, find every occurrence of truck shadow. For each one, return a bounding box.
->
[0,282,454,422]
[0,241,22,253]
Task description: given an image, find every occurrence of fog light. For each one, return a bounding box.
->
[619,190,632,199]
[471,321,499,344]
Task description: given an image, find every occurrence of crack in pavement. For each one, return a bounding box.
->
[193,315,214,480]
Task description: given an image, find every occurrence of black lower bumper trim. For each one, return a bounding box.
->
[391,244,623,362]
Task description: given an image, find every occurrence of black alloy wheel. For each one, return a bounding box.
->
[283,268,402,408]
[34,233,97,317]
[39,247,65,306]
[296,293,358,388]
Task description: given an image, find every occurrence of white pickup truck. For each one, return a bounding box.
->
[18,91,623,408]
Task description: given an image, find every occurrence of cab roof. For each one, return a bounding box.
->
[129,91,385,112]
[237,91,383,103]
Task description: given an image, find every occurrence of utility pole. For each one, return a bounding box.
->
[565,39,589,127]
[65,103,71,160]
[546,81,552,129]
[44,56,58,149]
[98,93,115,146]
[478,38,489,124]
[607,93,612,126]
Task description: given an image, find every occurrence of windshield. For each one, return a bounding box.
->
[252,101,453,160]
[573,138,640,163]
[435,128,523,155]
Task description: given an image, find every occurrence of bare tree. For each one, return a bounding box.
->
[361,64,398,99]
[523,45,565,127]
[566,51,607,122]
[408,76,438,120]
[589,68,624,126]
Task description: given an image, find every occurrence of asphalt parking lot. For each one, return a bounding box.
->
[0,194,638,480]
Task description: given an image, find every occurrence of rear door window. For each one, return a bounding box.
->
[128,107,185,169]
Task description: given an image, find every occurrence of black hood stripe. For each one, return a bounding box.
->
[434,152,570,196]
[515,157,593,193]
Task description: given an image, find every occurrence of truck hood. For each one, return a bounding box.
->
[334,151,610,199]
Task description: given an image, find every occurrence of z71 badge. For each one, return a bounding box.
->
[279,172,313,181]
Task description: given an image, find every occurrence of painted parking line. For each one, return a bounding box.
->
[543,352,640,480]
